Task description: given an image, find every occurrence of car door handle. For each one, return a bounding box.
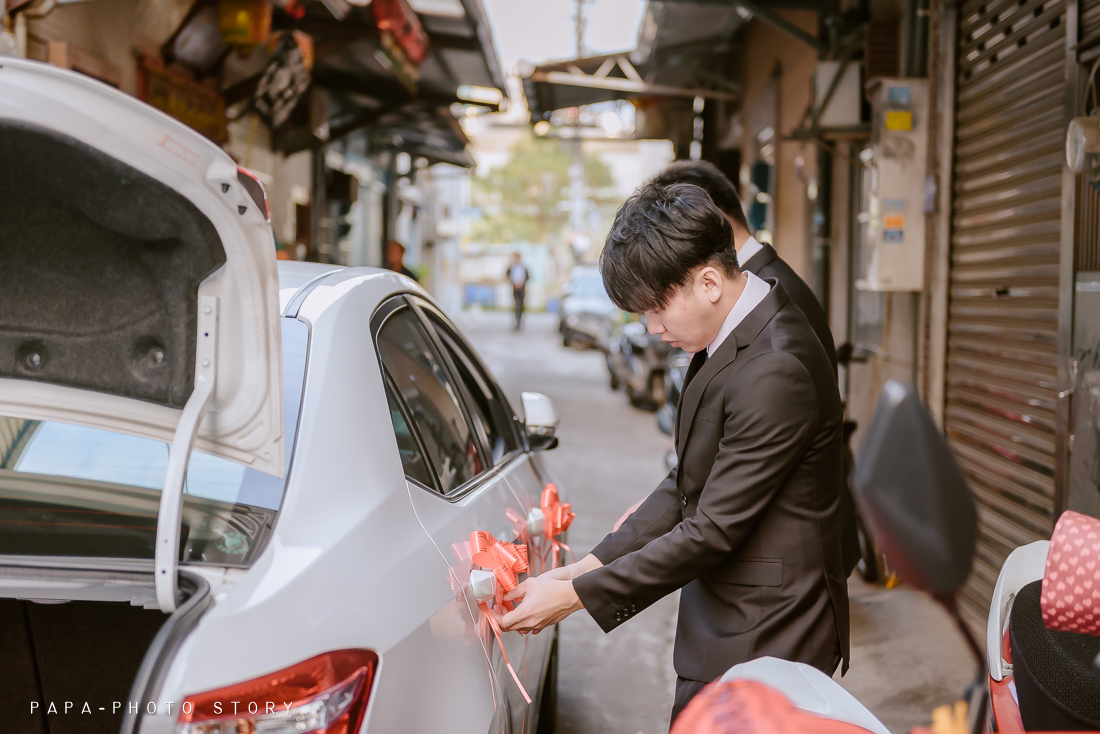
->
[468,568,496,604]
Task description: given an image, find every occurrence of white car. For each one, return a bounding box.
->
[0,58,562,734]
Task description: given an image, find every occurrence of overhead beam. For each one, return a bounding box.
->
[528,70,738,102]
[656,0,827,54]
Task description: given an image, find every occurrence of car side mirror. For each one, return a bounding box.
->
[852,380,977,595]
[521,391,559,451]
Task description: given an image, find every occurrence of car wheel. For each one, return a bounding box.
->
[649,372,667,407]
[627,382,658,411]
[609,370,620,390]
[536,628,559,734]
[562,328,573,348]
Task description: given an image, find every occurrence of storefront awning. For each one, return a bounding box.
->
[523,0,746,123]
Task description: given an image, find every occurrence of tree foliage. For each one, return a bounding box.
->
[470,133,617,245]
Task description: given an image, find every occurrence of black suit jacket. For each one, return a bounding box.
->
[741,244,837,374]
[573,281,851,682]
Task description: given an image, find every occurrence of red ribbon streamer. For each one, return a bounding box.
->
[469,531,532,704]
[540,484,574,569]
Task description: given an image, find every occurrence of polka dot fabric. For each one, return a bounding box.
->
[1041,510,1100,636]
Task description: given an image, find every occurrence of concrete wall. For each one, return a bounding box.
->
[24,0,192,95]
[739,10,819,281]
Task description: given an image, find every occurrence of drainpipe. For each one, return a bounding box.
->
[902,0,929,78]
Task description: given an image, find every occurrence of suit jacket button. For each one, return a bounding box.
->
[681,495,688,507]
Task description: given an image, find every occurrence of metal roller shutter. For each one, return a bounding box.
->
[947,0,1066,625]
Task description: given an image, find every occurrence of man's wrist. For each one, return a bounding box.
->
[567,579,586,612]
[574,553,604,577]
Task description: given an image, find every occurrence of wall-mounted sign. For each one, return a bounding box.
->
[137,55,227,143]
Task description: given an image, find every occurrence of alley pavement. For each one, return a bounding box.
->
[456,309,975,734]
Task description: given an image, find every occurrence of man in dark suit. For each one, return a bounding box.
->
[499,183,850,724]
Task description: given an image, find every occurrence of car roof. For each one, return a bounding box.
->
[277,261,425,319]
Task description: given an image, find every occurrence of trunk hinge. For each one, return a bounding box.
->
[155,296,219,613]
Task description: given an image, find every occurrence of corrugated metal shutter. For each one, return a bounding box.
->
[1081,2,1100,272]
[947,0,1066,626]
[1083,0,1100,50]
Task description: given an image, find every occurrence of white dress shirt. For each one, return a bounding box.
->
[706,271,771,358]
[737,235,765,269]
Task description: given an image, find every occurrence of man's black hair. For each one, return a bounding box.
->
[651,160,750,232]
[600,182,739,314]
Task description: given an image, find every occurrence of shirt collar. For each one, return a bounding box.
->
[706,271,771,358]
[737,236,765,268]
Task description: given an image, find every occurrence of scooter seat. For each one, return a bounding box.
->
[1010,580,1100,731]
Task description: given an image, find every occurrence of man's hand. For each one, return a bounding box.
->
[499,576,585,633]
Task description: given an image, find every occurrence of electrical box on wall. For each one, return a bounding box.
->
[857,78,929,292]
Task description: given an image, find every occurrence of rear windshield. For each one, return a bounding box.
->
[0,318,308,568]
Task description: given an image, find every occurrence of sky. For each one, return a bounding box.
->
[481,0,646,71]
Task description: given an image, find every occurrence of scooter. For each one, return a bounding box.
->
[674,380,1100,734]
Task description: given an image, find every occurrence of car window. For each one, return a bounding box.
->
[376,307,483,494]
[384,379,436,489]
[419,306,522,465]
[0,317,310,567]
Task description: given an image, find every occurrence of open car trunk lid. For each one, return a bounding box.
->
[0,58,284,610]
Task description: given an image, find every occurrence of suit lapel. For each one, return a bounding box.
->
[742,244,778,275]
[674,350,708,449]
[674,280,790,459]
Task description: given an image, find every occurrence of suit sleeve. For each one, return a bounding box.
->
[589,467,682,565]
[573,352,818,632]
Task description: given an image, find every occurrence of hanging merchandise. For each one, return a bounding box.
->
[219,0,272,46]
[253,31,311,129]
[371,0,429,93]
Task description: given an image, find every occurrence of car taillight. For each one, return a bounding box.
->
[236,166,270,221]
[177,649,378,734]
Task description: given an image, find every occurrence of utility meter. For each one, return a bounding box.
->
[857,78,930,292]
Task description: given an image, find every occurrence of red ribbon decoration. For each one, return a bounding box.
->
[541,484,574,569]
[469,531,532,704]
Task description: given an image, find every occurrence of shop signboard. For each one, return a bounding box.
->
[137,55,227,143]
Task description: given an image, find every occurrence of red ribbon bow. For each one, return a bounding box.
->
[541,484,574,568]
[469,530,531,704]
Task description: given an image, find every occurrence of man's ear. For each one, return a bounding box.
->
[699,266,724,303]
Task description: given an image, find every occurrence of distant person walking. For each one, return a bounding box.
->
[385,240,419,282]
[506,252,529,330]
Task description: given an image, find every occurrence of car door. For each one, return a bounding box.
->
[372,296,536,732]
[411,298,560,731]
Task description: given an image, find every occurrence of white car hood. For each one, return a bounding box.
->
[0,59,284,476]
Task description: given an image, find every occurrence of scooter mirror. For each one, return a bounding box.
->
[852,380,977,594]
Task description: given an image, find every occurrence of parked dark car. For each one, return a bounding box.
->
[558,266,616,350]
[657,349,690,436]
[606,313,674,410]
[657,349,690,472]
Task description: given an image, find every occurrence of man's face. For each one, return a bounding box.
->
[644,266,736,353]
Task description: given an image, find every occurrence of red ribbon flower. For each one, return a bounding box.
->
[469,530,531,704]
[541,484,574,568]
